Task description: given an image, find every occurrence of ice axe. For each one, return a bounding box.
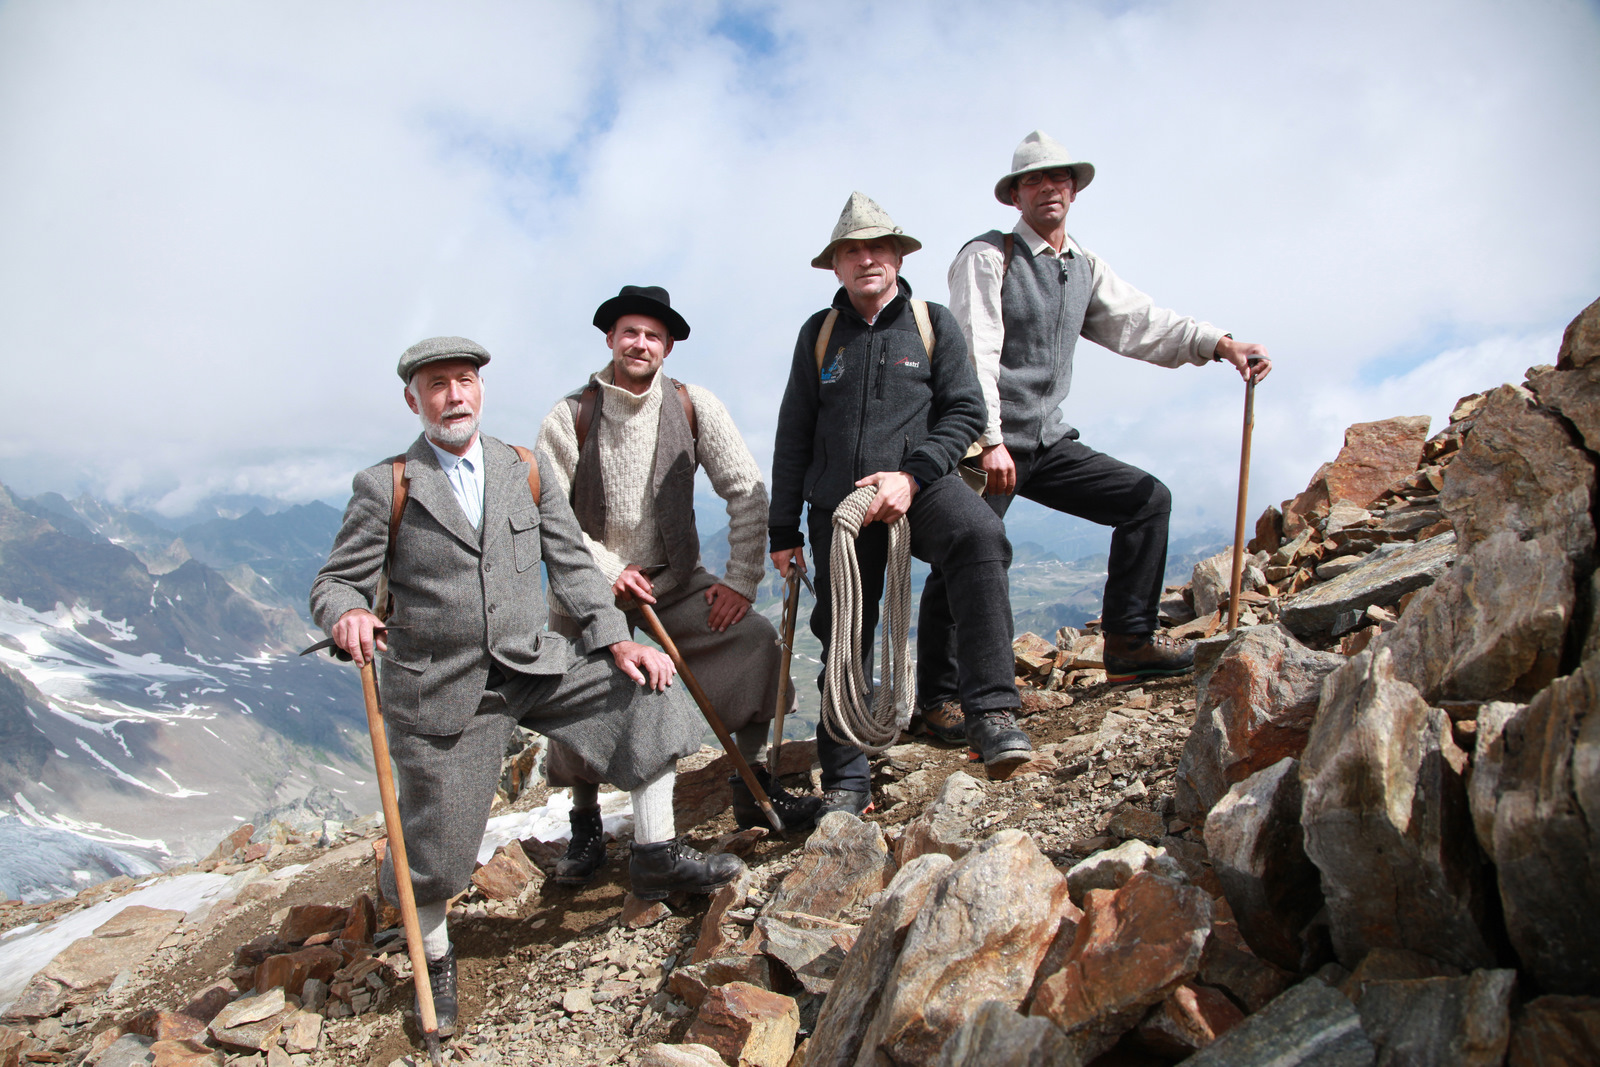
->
[301,629,444,1066]
[769,567,802,776]
[632,602,787,834]
[1227,358,1265,632]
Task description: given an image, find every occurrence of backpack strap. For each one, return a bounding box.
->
[909,299,935,358]
[1002,233,1014,277]
[377,455,410,622]
[510,445,542,500]
[669,378,698,441]
[813,308,840,376]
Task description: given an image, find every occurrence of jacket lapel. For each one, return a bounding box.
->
[479,434,522,556]
[403,435,482,552]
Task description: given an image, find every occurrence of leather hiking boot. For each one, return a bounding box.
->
[819,788,874,818]
[628,838,745,902]
[416,948,458,1037]
[553,806,606,886]
[1103,632,1196,682]
[965,709,1034,768]
[729,765,823,834]
[914,700,966,745]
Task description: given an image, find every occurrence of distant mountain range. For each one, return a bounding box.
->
[0,483,377,885]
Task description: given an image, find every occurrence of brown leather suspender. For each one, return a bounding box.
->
[572,379,697,449]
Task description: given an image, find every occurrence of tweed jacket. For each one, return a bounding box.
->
[310,433,630,736]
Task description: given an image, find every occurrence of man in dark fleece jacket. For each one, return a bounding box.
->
[769,192,1034,816]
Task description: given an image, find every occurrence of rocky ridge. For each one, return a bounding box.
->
[0,296,1597,1065]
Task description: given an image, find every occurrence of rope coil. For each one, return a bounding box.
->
[820,485,914,755]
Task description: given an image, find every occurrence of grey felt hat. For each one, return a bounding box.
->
[811,191,922,270]
[397,336,491,382]
[993,130,1095,205]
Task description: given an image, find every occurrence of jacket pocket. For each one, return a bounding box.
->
[376,648,431,726]
[510,507,542,572]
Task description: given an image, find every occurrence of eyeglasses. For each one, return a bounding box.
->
[1018,169,1075,188]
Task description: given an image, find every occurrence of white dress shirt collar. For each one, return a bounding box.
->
[426,433,485,529]
[1013,217,1083,260]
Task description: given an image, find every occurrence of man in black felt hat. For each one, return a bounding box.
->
[537,286,822,884]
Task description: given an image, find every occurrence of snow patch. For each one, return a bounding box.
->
[475,790,634,866]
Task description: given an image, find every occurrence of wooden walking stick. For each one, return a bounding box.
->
[635,603,787,834]
[770,568,801,776]
[359,659,445,1067]
[1228,360,1263,632]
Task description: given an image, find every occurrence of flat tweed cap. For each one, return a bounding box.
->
[592,284,691,340]
[397,336,491,382]
[994,130,1096,205]
[811,191,922,269]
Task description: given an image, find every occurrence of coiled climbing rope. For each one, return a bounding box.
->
[820,485,914,755]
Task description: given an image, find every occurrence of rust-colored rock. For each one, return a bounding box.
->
[281,1009,322,1054]
[763,812,893,923]
[150,1038,223,1066]
[1299,647,1495,972]
[1320,416,1432,508]
[202,825,254,865]
[692,870,756,964]
[1527,299,1600,455]
[471,840,538,901]
[1197,918,1294,1013]
[805,855,953,1067]
[252,946,342,996]
[178,982,235,1026]
[338,894,375,944]
[684,981,799,1067]
[669,956,774,1009]
[1031,871,1213,1060]
[757,915,858,995]
[123,1010,207,1043]
[1013,632,1058,678]
[1133,982,1244,1057]
[860,831,1072,1065]
[895,771,987,866]
[621,893,672,929]
[42,905,186,993]
[1440,383,1594,561]
[276,904,348,945]
[1508,994,1600,1066]
[1249,505,1283,555]
[1176,624,1343,823]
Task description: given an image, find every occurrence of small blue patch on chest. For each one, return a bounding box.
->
[821,349,846,384]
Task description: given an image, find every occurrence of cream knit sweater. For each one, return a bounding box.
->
[538,365,769,602]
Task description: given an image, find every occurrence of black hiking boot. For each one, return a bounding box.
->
[628,838,745,901]
[818,788,874,818]
[553,805,606,886]
[1103,632,1196,683]
[729,765,823,834]
[965,709,1034,769]
[416,948,458,1038]
[913,700,966,745]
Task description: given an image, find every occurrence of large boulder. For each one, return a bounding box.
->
[1299,648,1496,972]
[1472,653,1600,995]
[1507,994,1600,1065]
[1278,533,1456,636]
[1184,979,1376,1066]
[1204,758,1323,971]
[855,831,1072,1066]
[895,771,987,866]
[1031,871,1214,1062]
[935,1001,1080,1067]
[1320,416,1433,508]
[1378,530,1572,702]
[1354,970,1517,1067]
[1439,383,1594,562]
[1176,624,1344,823]
[763,811,894,923]
[1526,296,1600,453]
[805,855,953,1067]
[1064,840,1183,908]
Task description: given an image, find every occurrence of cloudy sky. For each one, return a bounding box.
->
[1,0,1597,539]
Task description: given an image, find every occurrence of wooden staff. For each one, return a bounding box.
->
[359,660,444,1067]
[1228,363,1261,631]
[770,569,801,775]
[635,603,786,833]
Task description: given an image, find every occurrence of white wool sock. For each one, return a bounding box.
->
[735,723,767,768]
[630,769,677,844]
[417,900,451,961]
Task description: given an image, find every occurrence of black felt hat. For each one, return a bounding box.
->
[592,285,691,340]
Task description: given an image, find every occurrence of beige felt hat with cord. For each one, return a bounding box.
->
[993,130,1096,205]
[811,191,923,269]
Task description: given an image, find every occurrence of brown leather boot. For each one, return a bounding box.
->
[1103,632,1196,683]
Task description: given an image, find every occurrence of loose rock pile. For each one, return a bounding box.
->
[2,297,1598,1066]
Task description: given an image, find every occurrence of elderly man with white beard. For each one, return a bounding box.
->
[310,337,743,1039]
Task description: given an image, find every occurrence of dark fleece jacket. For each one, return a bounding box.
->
[768,279,985,551]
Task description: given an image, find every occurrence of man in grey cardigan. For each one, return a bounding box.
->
[918,131,1272,732]
[538,286,822,884]
[311,337,743,1036]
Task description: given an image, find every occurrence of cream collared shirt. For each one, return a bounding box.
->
[947,218,1228,446]
[426,434,485,529]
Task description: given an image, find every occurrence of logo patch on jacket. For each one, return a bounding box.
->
[821,349,846,384]
[894,356,921,368]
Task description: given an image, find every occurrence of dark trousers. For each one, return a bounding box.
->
[808,473,1017,793]
[918,437,1172,706]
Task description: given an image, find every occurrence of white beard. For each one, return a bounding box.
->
[422,408,480,448]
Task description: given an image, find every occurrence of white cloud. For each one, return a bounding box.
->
[0,0,1596,530]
